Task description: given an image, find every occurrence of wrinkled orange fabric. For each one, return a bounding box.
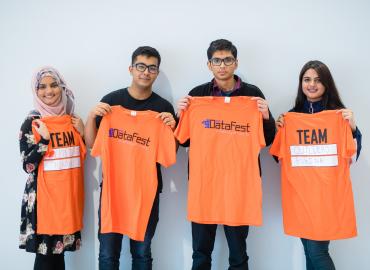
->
[175,96,265,226]
[91,106,176,241]
[270,111,357,240]
[33,115,85,235]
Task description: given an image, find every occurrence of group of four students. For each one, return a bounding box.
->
[19,38,362,270]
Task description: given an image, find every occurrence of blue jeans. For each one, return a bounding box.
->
[192,222,249,270]
[301,238,335,270]
[98,192,159,270]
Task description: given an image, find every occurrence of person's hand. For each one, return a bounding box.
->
[275,114,285,129]
[72,115,85,137]
[337,109,356,131]
[33,119,50,140]
[251,97,270,120]
[89,102,112,119]
[176,95,192,116]
[157,112,177,130]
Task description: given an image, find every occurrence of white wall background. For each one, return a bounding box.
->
[1,0,369,269]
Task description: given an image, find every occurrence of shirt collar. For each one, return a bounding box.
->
[212,75,241,96]
[303,99,324,113]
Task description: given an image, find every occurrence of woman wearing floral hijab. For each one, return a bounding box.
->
[19,67,85,270]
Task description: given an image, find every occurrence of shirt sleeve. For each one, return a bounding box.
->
[269,126,285,160]
[174,108,191,144]
[341,118,356,159]
[156,123,176,168]
[258,112,266,148]
[91,116,108,157]
[78,133,87,161]
[165,102,178,124]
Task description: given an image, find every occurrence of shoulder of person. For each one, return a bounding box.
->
[20,110,40,131]
[100,88,126,104]
[151,91,173,105]
[188,82,212,96]
[239,82,265,97]
[151,91,175,113]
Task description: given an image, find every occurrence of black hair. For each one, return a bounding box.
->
[207,39,237,60]
[293,60,345,111]
[131,46,161,67]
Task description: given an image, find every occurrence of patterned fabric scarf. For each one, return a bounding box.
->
[31,66,75,117]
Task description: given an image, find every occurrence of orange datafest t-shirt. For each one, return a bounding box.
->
[33,115,86,235]
[174,96,266,226]
[270,110,357,240]
[91,105,176,241]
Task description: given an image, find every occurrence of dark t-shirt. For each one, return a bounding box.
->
[95,88,176,192]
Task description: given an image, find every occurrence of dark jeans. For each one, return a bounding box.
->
[301,238,335,270]
[192,222,249,270]
[98,192,159,270]
[34,253,65,270]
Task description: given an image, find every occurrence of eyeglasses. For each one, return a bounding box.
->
[132,63,159,74]
[209,57,236,66]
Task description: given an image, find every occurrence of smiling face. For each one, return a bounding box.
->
[301,68,326,102]
[37,76,63,106]
[129,55,159,90]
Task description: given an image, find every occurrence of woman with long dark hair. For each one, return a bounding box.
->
[273,60,362,270]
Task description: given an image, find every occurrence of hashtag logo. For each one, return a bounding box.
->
[202,119,211,128]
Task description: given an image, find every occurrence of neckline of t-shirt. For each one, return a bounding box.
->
[286,110,339,118]
[41,114,72,121]
[111,105,157,116]
[123,87,155,103]
[191,96,253,103]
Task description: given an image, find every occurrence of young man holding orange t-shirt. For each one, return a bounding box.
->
[85,46,177,270]
[176,39,276,270]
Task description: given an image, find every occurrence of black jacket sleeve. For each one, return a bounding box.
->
[352,127,362,160]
